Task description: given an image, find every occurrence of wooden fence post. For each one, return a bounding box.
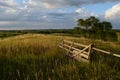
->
[67,41,74,55]
[88,44,94,61]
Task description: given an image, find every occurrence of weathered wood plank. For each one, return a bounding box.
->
[63,40,87,47]
[80,53,89,59]
[60,43,88,54]
[68,53,89,63]
[72,45,90,57]
[74,56,89,63]
[58,45,74,54]
[93,47,120,58]
[67,41,74,54]
[72,49,88,55]
[93,47,110,54]
[113,54,120,58]
[88,44,93,60]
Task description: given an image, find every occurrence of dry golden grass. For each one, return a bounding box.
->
[0,33,119,80]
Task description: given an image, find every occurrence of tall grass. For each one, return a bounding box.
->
[0,34,120,80]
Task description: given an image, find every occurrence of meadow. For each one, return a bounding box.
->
[0,33,120,80]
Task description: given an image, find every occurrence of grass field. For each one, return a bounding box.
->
[0,34,120,80]
[117,32,120,41]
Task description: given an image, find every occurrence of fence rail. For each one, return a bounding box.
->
[58,39,120,63]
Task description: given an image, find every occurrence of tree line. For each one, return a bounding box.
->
[74,16,118,41]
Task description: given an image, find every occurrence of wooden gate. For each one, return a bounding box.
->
[58,39,120,63]
[58,39,93,63]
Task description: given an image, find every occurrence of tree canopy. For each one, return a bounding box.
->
[75,16,118,41]
[77,16,112,31]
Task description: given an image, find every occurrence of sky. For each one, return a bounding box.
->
[0,0,120,30]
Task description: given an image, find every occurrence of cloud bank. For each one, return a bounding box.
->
[105,3,120,29]
[0,0,120,29]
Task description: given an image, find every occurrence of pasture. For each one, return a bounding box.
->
[0,34,120,80]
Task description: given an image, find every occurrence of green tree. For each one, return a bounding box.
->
[87,16,99,28]
[77,16,100,30]
[77,19,85,28]
[77,18,91,30]
[102,21,112,31]
[75,16,118,41]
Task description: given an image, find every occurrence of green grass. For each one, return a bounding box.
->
[0,32,25,39]
[117,32,120,41]
[0,34,120,80]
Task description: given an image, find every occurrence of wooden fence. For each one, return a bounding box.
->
[58,39,120,63]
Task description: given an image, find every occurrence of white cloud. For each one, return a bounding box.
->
[75,8,98,19]
[0,0,119,29]
[0,21,11,25]
[43,15,48,18]
[105,3,120,28]
[76,8,84,14]
[0,0,18,8]
[105,3,120,20]
[7,0,18,6]
[35,0,120,9]
[5,8,16,14]
[23,0,38,8]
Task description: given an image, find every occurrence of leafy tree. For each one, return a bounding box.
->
[77,16,100,30]
[77,18,92,30]
[102,21,112,31]
[87,16,99,28]
[75,16,118,41]
[85,19,91,30]
[77,19,85,28]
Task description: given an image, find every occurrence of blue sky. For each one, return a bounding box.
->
[0,0,120,30]
[83,2,118,14]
